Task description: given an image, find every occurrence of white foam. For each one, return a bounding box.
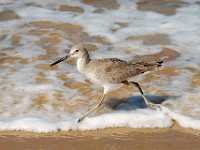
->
[0,109,172,132]
[76,109,172,130]
[16,6,75,22]
[2,106,200,132]
[0,0,15,4]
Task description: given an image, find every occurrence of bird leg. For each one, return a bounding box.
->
[77,94,106,123]
[122,81,160,109]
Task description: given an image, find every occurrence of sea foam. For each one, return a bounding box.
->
[0,108,172,132]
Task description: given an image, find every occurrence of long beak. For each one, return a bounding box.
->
[50,55,69,67]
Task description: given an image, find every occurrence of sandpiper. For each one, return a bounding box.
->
[50,44,163,122]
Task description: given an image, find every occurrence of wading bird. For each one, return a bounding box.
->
[50,44,162,122]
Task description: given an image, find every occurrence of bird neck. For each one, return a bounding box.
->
[77,51,90,73]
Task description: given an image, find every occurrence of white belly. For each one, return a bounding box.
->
[103,83,122,94]
[85,73,122,94]
[85,72,102,85]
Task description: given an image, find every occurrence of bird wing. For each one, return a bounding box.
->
[87,58,131,83]
[86,58,163,84]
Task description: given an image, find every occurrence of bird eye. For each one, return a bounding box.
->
[75,50,79,52]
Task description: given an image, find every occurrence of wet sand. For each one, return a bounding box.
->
[0,0,200,149]
[0,125,200,150]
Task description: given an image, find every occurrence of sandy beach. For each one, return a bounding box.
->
[0,125,200,150]
[1,0,200,149]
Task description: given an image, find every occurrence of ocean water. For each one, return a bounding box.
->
[0,0,200,132]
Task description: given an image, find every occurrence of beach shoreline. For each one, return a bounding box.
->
[0,124,200,150]
[1,0,200,149]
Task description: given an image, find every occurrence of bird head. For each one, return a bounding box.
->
[50,43,88,66]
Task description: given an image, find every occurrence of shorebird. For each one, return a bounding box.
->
[50,44,163,122]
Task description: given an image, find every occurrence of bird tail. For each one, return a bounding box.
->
[156,60,164,67]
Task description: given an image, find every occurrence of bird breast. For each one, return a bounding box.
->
[76,58,100,84]
[77,58,86,73]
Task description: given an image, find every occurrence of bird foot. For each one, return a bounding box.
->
[77,116,85,123]
[147,102,162,111]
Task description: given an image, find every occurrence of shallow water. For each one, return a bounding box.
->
[0,0,200,132]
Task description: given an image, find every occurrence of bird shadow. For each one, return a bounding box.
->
[105,95,179,111]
